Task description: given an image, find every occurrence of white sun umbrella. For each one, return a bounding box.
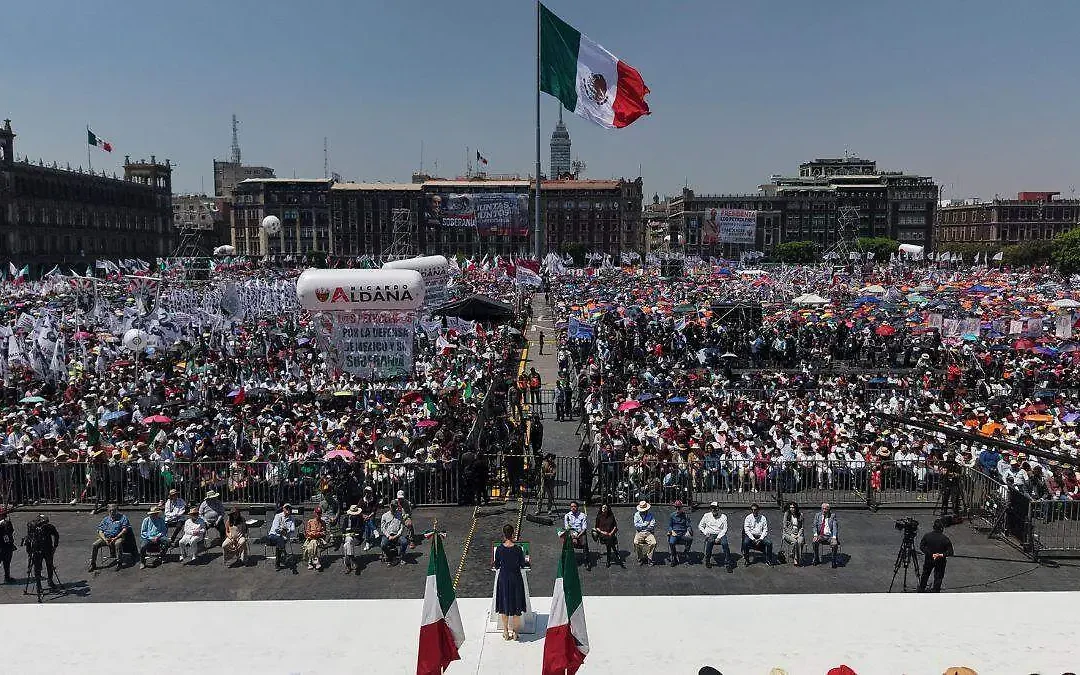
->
[862,284,887,295]
[1051,298,1080,309]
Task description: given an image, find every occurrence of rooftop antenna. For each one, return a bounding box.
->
[323,137,329,179]
[420,140,424,174]
[230,114,241,165]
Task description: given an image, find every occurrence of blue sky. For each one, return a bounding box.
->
[5,1,1079,200]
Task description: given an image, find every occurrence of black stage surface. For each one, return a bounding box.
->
[0,505,1076,604]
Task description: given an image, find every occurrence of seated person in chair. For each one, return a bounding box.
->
[667,500,693,566]
[222,505,249,566]
[698,501,731,570]
[563,500,590,570]
[741,503,774,566]
[138,505,168,569]
[591,502,620,567]
[89,503,131,571]
[163,489,187,546]
[812,502,840,567]
[303,506,328,571]
[632,500,657,565]
[380,503,409,566]
[393,490,416,548]
[198,490,226,546]
[266,503,297,570]
[178,507,207,564]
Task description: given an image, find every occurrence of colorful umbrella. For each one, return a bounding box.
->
[19,396,45,404]
[324,448,355,461]
[617,399,641,412]
[141,414,172,425]
[416,419,439,428]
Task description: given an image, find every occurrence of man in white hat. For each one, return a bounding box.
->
[632,500,657,565]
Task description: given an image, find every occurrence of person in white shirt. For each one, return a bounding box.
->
[741,503,773,566]
[163,489,187,546]
[178,507,207,564]
[698,501,731,571]
[266,503,297,569]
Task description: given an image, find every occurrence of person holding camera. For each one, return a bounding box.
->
[0,506,16,583]
[918,519,954,592]
[24,514,60,594]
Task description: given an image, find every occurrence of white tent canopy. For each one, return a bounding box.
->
[898,243,924,255]
[792,293,830,306]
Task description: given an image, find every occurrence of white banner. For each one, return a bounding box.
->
[705,208,757,245]
[318,310,415,379]
[1056,314,1073,339]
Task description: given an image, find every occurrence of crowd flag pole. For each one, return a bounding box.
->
[533,0,542,260]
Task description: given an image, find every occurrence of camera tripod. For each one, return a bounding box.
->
[23,552,62,603]
[888,531,921,593]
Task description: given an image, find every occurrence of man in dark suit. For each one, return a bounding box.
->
[918,519,954,592]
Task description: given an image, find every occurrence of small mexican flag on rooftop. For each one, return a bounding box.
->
[87,128,113,152]
[540,3,650,129]
[416,531,464,675]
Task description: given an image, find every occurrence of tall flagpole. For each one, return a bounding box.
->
[86,124,92,172]
[533,0,542,260]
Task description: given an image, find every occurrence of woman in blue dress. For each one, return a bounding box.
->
[494,523,527,641]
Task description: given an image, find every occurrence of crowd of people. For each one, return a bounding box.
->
[0,260,535,514]
[548,260,1080,511]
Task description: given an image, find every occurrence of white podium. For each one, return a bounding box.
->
[485,567,537,634]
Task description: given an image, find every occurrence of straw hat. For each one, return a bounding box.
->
[205,490,220,499]
[636,500,651,512]
[347,505,362,516]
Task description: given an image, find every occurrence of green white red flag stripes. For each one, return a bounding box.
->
[542,534,590,675]
[87,128,112,152]
[540,3,650,129]
[417,532,464,675]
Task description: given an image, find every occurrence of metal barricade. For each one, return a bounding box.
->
[1028,498,1080,558]
[594,459,691,506]
[870,460,941,508]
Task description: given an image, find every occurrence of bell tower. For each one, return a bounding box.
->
[0,119,14,165]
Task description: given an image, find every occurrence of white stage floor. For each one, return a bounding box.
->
[1,592,1076,674]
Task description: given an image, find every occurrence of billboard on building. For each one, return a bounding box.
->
[426,193,529,236]
[701,208,757,245]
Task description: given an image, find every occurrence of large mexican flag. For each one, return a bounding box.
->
[540,3,650,129]
[417,533,464,675]
[542,534,590,675]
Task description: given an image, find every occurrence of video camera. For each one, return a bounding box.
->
[894,516,919,538]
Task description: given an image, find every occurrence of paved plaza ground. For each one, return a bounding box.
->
[0,504,1076,605]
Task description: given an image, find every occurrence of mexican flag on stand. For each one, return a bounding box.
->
[542,533,590,675]
[417,531,464,675]
[540,3,650,129]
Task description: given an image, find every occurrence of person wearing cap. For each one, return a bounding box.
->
[667,500,693,566]
[342,504,365,574]
[812,502,840,567]
[632,500,657,565]
[0,506,14,582]
[139,506,168,569]
[199,490,226,545]
[267,503,297,569]
[89,503,132,571]
[741,503,774,566]
[163,488,187,546]
[698,501,731,571]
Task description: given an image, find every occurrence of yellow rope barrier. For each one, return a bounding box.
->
[452,504,480,590]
